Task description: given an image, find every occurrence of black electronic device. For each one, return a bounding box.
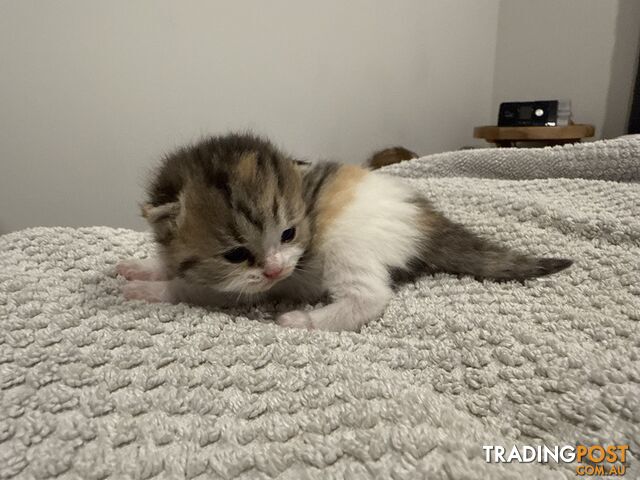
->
[498,100,571,127]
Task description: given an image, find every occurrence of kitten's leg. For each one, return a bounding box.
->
[122,278,243,307]
[116,258,168,281]
[278,277,392,332]
[123,280,173,303]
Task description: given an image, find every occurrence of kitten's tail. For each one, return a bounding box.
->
[419,210,572,281]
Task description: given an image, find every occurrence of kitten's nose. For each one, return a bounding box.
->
[263,266,284,280]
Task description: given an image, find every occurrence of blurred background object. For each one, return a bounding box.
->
[366,146,419,169]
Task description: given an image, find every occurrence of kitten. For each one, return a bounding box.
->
[367,146,419,169]
[117,133,572,331]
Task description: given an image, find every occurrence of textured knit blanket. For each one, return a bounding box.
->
[1,137,639,479]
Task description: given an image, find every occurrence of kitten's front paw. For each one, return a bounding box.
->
[277,310,313,330]
[123,280,169,303]
[116,259,166,281]
[117,259,148,280]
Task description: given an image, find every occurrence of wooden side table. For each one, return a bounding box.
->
[473,124,595,147]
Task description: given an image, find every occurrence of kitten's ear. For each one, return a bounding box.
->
[292,158,312,173]
[141,202,180,223]
[141,202,181,243]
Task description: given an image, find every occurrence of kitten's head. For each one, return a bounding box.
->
[144,134,310,295]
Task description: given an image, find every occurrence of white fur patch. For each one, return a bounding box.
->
[298,172,422,330]
[321,172,422,273]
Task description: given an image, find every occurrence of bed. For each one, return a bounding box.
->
[1,137,639,479]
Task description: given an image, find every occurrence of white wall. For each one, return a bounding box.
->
[603,0,640,138]
[0,0,501,234]
[493,0,639,139]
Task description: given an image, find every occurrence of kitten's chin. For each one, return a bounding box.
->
[238,282,279,295]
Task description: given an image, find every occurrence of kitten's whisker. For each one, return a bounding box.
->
[237,283,248,303]
[293,265,313,274]
[235,276,254,303]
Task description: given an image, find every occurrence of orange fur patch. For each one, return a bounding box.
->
[315,165,368,241]
[236,151,258,182]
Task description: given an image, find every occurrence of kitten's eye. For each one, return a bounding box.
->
[281,227,296,243]
[223,247,253,264]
